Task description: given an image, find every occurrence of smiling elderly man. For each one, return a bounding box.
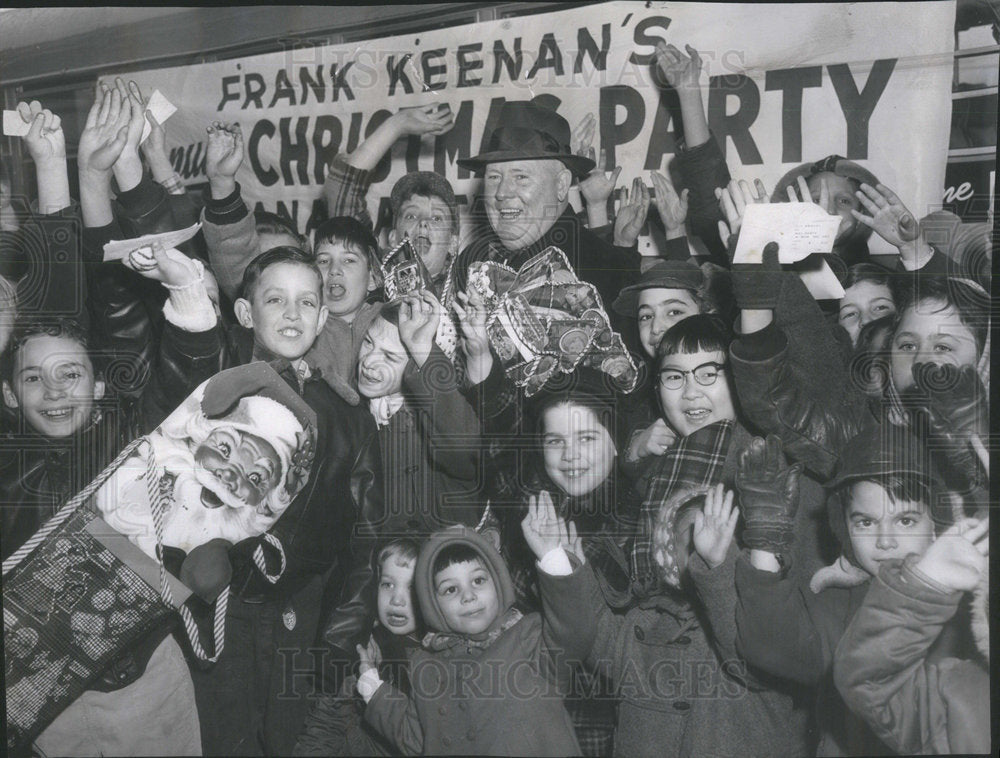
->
[451,98,642,311]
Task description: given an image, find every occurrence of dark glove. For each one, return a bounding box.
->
[736,435,803,552]
[731,241,782,310]
[912,362,987,485]
[180,539,233,602]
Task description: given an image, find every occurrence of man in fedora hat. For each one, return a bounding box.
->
[451,97,642,313]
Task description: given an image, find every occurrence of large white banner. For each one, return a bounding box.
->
[105,1,956,255]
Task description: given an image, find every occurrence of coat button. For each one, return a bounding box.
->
[673,700,691,711]
[439,705,447,715]
[442,737,452,747]
[633,625,645,641]
[457,702,466,711]
[467,731,476,741]
[675,635,691,645]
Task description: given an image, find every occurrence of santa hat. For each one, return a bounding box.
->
[200,362,317,503]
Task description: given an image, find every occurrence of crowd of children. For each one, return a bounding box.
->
[0,34,991,758]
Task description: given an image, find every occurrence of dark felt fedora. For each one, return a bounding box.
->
[458,99,595,178]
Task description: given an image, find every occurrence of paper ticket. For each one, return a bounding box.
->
[140,90,178,144]
[2,110,31,137]
[103,222,201,262]
[733,202,840,265]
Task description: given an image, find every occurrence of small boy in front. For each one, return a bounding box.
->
[357,526,581,757]
[735,423,951,756]
[296,538,423,756]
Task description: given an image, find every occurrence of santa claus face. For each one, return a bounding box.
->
[194,428,282,509]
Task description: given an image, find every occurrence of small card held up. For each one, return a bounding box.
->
[733,202,840,264]
[140,90,178,144]
[2,110,31,137]
[103,222,201,262]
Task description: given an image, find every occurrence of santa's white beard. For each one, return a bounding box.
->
[95,442,283,559]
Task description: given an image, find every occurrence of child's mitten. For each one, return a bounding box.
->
[731,241,783,310]
[736,435,803,553]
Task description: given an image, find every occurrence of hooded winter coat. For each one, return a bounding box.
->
[363,526,581,756]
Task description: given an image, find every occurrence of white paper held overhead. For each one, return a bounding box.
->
[2,110,31,137]
[733,203,840,265]
[103,222,202,263]
[140,90,178,144]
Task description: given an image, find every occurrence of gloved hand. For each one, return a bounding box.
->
[731,241,782,310]
[736,435,803,553]
[912,362,987,485]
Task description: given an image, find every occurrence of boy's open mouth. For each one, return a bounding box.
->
[278,327,302,338]
[327,283,346,299]
[385,612,411,626]
[497,208,522,221]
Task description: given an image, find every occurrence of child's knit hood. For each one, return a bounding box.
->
[415,525,517,636]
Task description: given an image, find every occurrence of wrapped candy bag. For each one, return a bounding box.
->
[466,247,639,395]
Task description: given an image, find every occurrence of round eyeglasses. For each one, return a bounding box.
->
[657,361,725,390]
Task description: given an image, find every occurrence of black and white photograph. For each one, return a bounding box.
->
[1,2,995,756]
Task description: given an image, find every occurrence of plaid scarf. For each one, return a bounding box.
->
[631,420,745,595]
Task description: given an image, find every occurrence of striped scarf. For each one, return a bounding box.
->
[630,420,746,595]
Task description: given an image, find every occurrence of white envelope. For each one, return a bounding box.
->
[140,90,178,144]
[2,110,31,137]
[733,202,840,264]
[103,222,201,262]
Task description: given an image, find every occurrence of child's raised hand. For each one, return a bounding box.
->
[356,636,383,677]
[649,170,689,237]
[115,79,147,153]
[692,483,738,569]
[579,149,622,209]
[17,101,66,165]
[123,242,203,288]
[851,183,919,248]
[716,177,768,244]
[453,290,489,356]
[613,177,650,247]
[736,435,802,554]
[571,112,597,158]
[78,86,131,176]
[398,289,442,368]
[393,103,454,137]
[654,43,703,92]
[521,490,571,561]
[914,518,988,593]
[205,122,245,192]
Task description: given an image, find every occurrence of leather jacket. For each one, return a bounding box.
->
[224,328,385,664]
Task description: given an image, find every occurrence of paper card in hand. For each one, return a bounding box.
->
[140,90,177,145]
[102,222,202,263]
[2,110,31,137]
[468,247,639,396]
[733,202,840,265]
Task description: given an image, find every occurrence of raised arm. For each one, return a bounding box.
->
[324,104,454,225]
